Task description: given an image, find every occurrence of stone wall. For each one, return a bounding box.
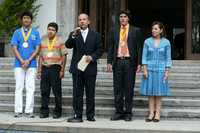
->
[56,0,78,57]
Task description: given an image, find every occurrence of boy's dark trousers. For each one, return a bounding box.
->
[40,65,62,116]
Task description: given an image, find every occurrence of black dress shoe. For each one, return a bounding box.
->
[87,117,96,122]
[124,115,132,121]
[67,116,83,123]
[40,113,49,118]
[110,114,124,121]
[53,113,61,119]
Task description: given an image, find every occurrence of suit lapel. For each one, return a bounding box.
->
[77,33,84,43]
[76,33,84,51]
[127,27,131,54]
[114,27,120,48]
[127,26,135,49]
[127,26,132,43]
[127,26,132,49]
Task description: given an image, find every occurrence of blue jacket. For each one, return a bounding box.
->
[142,37,172,72]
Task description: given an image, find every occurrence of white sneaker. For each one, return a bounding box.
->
[14,113,22,118]
[25,113,35,118]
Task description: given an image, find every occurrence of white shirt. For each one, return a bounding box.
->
[81,28,89,43]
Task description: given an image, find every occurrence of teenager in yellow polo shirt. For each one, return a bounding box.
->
[37,22,68,119]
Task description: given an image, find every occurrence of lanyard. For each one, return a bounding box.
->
[48,37,57,51]
[21,27,32,42]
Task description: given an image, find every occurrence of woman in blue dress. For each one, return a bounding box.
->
[140,21,172,122]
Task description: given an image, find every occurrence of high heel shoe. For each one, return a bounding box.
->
[153,111,160,122]
[153,118,160,122]
[145,112,155,122]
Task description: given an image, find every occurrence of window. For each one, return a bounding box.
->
[192,0,200,53]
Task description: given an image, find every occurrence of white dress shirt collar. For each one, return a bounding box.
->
[81,28,89,42]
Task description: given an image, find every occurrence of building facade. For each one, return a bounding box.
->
[76,0,200,60]
[3,0,200,60]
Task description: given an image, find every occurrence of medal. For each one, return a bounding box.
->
[21,27,32,48]
[47,52,53,57]
[23,42,29,48]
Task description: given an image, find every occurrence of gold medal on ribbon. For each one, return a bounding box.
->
[47,52,53,57]
[21,28,32,48]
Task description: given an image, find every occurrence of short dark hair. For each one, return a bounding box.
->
[151,21,167,37]
[20,11,33,20]
[47,22,58,32]
[119,10,132,20]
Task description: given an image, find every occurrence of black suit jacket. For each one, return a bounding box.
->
[107,25,143,70]
[65,29,103,75]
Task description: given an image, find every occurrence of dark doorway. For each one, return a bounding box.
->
[128,0,185,59]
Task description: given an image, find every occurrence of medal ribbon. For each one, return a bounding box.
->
[48,37,57,51]
[21,28,32,42]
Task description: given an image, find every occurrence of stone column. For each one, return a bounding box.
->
[56,0,78,39]
[56,0,78,57]
[0,0,4,4]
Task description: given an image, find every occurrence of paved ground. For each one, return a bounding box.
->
[0,113,200,133]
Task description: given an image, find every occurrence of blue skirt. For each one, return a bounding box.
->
[140,70,171,96]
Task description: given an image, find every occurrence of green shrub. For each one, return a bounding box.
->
[0,0,41,43]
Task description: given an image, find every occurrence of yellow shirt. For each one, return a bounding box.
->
[117,24,130,57]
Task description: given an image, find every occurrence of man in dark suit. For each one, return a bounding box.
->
[65,13,103,122]
[107,10,143,121]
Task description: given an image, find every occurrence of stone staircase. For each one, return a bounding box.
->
[0,58,200,119]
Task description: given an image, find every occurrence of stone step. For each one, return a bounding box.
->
[0,113,200,133]
[1,59,200,70]
[2,59,200,66]
[0,58,200,121]
[1,63,200,72]
[1,71,199,81]
[2,60,200,66]
[0,78,199,89]
[0,77,200,85]
[1,86,200,98]
[1,58,200,65]
[0,103,200,119]
[0,93,200,108]
[0,82,199,90]
[0,84,199,94]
